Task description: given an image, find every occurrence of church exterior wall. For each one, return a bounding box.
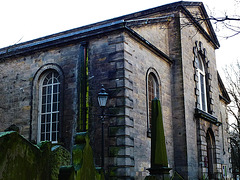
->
[180,11,232,179]
[87,30,174,178]
[123,33,174,178]
[0,2,233,179]
[0,44,81,149]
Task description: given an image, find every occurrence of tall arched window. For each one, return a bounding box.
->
[196,54,207,112]
[206,129,216,179]
[147,72,160,134]
[38,70,60,143]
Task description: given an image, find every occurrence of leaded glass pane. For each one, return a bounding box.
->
[41,115,45,123]
[47,86,52,94]
[53,94,58,102]
[42,105,46,113]
[41,133,45,141]
[43,78,48,85]
[42,87,47,95]
[52,123,57,131]
[47,104,51,112]
[47,114,51,122]
[52,133,56,141]
[47,95,51,103]
[46,133,50,141]
[53,85,58,93]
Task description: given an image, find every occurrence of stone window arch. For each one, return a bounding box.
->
[146,68,161,137]
[31,64,64,143]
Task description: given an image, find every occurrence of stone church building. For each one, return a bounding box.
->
[0,1,232,179]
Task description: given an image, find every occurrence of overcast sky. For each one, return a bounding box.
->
[1,0,240,76]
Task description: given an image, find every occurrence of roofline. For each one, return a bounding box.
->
[125,27,172,64]
[217,72,231,104]
[0,20,126,60]
[198,3,220,47]
[0,1,220,59]
[0,20,172,63]
[179,5,220,49]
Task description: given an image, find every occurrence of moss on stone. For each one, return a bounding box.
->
[0,131,71,180]
[109,126,125,136]
[108,166,118,177]
[0,131,101,180]
[59,166,75,180]
[50,145,71,180]
[109,146,122,156]
[71,132,103,180]
[78,46,89,132]
[58,131,104,179]
[0,131,45,179]
[151,98,168,167]
[75,135,96,179]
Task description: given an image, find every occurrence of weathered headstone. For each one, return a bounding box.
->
[0,131,70,180]
[59,132,103,180]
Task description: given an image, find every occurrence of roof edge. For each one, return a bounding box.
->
[0,20,126,60]
[179,4,220,49]
[0,1,220,59]
[217,72,231,104]
[125,27,172,64]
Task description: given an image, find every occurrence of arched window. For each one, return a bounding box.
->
[206,129,216,179]
[147,72,160,134]
[196,54,207,112]
[38,70,60,143]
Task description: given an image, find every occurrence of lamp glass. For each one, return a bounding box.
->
[98,86,108,107]
[98,95,108,107]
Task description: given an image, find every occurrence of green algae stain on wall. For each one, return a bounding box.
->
[78,45,89,132]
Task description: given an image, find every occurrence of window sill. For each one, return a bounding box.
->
[194,108,221,126]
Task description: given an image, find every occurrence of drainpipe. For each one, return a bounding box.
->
[77,42,88,132]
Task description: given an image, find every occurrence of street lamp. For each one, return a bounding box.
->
[98,85,108,173]
[98,85,108,107]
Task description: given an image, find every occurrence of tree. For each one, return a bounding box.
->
[206,0,240,39]
[224,60,240,178]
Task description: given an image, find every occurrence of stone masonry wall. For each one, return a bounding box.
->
[168,11,189,179]
[124,32,174,179]
[88,31,134,178]
[180,10,232,179]
[132,20,170,56]
[218,100,232,179]
[87,29,174,179]
[0,43,81,150]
